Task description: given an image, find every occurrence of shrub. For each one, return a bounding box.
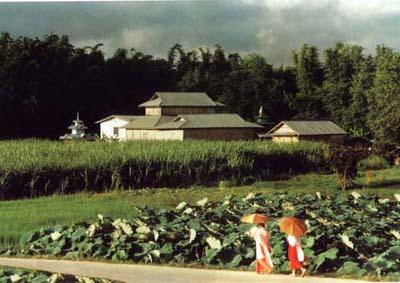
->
[358,155,390,171]
[328,145,368,190]
[371,141,397,164]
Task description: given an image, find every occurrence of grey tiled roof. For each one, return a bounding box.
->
[139,92,225,107]
[122,116,174,129]
[95,115,140,124]
[156,114,263,129]
[267,121,347,136]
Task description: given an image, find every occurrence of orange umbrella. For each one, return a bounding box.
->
[279,217,307,236]
[241,214,271,224]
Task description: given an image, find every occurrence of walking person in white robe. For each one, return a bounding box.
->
[250,223,273,274]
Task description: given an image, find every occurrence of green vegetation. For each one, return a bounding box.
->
[0,268,115,282]
[0,139,329,199]
[358,155,390,171]
[7,192,399,279]
[2,33,400,147]
[1,167,399,250]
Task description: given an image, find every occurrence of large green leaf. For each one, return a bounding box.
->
[223,233,238,247]
[205,248,220,263]
[304,236,314,248]
[314,248,338,271]
[31,275,50,283]
[229,254,242,267]
[160,243,173,255]
[336,261,366,276]
[206,236,222,250]
[385,245,400,260]
[339,234,354,249]
[244,248,254,259]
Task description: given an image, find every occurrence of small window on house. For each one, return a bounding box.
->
[113,127,119,136]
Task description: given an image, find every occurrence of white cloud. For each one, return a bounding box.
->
[243,0,328,11]
[337,0,400,18]
[244,0,400,17]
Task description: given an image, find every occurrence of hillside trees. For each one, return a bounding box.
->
[322,42,364,129]
[292,44,325,119]
[347,55,375,137]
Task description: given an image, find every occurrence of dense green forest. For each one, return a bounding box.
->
[1,32,399,144]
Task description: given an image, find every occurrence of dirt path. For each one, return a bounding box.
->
[0,257,386,283]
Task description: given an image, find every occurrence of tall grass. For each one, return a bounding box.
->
[0,139,330,199]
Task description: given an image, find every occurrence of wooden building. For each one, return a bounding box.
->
[260,121,347,144]
[124,113,261,141]
[97,92,262,141]
[139,92,225,116]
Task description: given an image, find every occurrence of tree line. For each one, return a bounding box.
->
[0,32,399,144]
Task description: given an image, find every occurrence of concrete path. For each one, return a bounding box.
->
[0,257,387,283]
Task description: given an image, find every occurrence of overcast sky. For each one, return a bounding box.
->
[1,0,400,65]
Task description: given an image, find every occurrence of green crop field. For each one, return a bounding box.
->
[0,139,329,199]
[1,167,399,250]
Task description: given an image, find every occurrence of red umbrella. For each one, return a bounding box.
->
[241,214,271,224]
[279,217,307,236]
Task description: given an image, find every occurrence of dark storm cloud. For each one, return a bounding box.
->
[0,0,400,65]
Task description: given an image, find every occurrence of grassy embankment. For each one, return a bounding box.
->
[0,167,399,249]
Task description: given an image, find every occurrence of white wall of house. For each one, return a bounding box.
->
[125,129,184,141]
[272,136,299,143]
[99,118,131,140]
[118,128,127,141]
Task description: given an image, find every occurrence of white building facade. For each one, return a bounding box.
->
[95,115,138,140]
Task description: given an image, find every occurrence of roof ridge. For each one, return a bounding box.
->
[268,120,346,136]
[140,92,225,107]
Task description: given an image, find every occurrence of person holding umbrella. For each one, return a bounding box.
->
[279,216,307,277]
[241,214,273,274]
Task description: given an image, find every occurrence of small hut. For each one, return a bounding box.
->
[259,120,347,144]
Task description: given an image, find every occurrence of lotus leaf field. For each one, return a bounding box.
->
[8,192,400,280]
[0,268,115,283]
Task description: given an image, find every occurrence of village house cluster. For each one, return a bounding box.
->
[92,91,347,143]
[96,92,263,141]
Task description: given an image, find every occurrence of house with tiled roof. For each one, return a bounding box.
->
[259,120,347,144]
[97,92,262,141]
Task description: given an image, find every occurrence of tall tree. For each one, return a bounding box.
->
[322,42,364,128]
[347,55,375,137]
[240,53,273,120]
[368,46,400,144]
[292,44,325,119]
[269,66,297,122]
